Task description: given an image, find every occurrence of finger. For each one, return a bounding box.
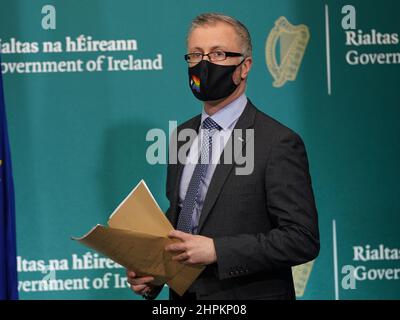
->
[165,243,186,252]
[126,270,136,278]
[138,285,152,295]
[131,284,148,294]
[126,273,153,281]
[128,276,154,286]
[142,286,151,295]
[182,260,194,266]
[168,230,191,241]
[127,276,154,286]
[138,287,150,295]
[172,252,189,262]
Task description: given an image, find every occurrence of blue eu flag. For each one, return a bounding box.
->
[0,57,18,300]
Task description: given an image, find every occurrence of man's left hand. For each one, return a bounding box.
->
[165,230,217,266]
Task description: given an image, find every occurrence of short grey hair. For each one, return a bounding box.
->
[187,13,252,58]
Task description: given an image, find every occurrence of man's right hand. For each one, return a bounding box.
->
[126,270,155,295]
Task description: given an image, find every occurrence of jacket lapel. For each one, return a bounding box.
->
[197,101,257,233]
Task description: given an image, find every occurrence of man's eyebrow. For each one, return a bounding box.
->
[209,46,228,51]
[190,47,204,52]
[189,45,228,52]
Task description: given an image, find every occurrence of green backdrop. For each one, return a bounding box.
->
[0,0,399,299]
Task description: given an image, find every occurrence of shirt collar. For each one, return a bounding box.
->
[201,94,248,131]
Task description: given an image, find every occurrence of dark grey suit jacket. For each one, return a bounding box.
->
[159,99,319,300]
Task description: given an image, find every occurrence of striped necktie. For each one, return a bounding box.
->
[176,117,221,234]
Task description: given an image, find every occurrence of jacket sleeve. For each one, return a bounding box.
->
[213,131,320,280]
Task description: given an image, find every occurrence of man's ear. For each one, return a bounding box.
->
[240,57,252,80]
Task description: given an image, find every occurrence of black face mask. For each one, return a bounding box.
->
[188,60,243,101]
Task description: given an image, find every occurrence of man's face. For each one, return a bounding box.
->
[187,22,244,67]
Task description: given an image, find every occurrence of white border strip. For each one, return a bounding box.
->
[325,4,332,95]
[332,219,339,300]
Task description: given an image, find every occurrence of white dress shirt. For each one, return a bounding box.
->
[178,94,248,233]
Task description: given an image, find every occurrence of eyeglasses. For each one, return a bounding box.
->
[184,51,243,64]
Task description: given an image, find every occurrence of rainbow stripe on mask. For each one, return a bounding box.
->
[190,75,201,92]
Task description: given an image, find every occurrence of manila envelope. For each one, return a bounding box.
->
[72,180,204,296]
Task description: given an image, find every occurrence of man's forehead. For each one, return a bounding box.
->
[188,23,240,50]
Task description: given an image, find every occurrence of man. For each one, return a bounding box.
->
[127,13,319,300]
